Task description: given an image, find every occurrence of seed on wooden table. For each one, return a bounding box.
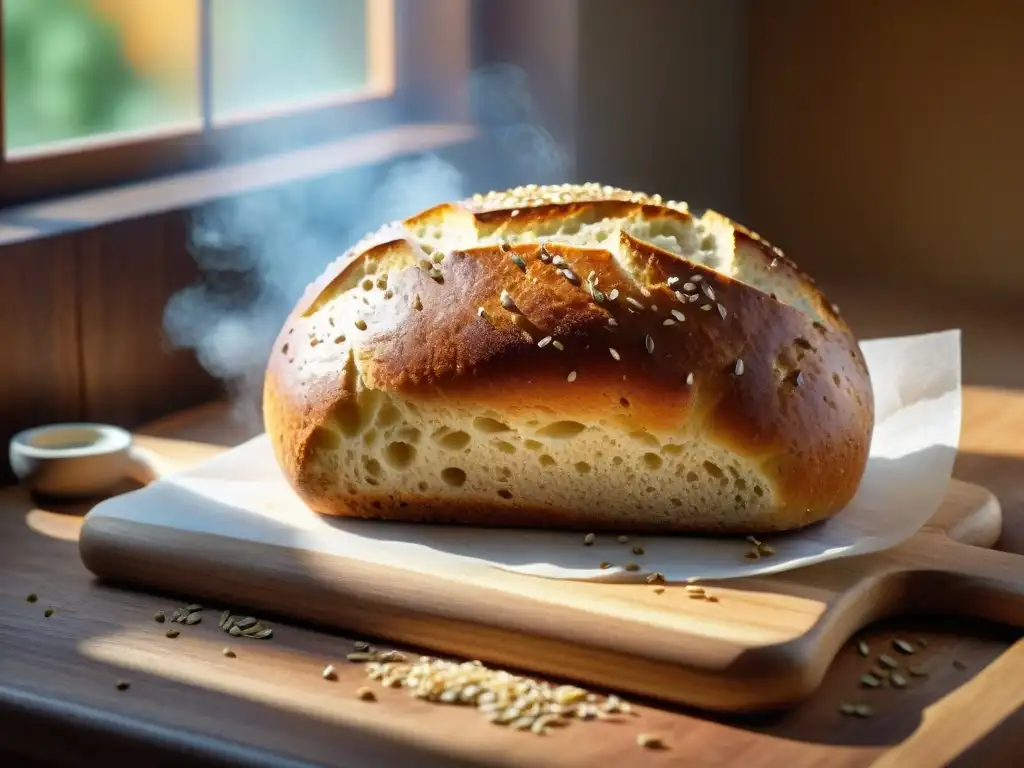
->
[632,545,644,555]
[44,608,54,618]
[184,612,202,625]
[115,680,131,691]
[26,593,37,603]
[616,535,629,544]
[219,610,232,628]
[646,572,664,584]
[347,652,378,662]
[222,648,236,658]
[907,664,928,677]
[685,584,705,594]
[583,533,595,546]
[323,665,337,681]
[599,561,611,569]
[166,628,180,639]
[653,587,665,594]
[839,703,857,715]
[245,626,273,639]
[893,639,916,654]
[890,673,908,688]
[153,611,166,624]
[637,733,667,749]
[377,650,406,663]
[185,604,202,612]
[705,594,719,603]
[853,704,874,718]
[353,641,371,652]
[228,625,242,637]
[857,640,870,656]
[233,617,258,630]
[623,562,640,572]
[356,686,376,701]
[860,674,881,688]
[878,654,898,669]
[953,659,967,670]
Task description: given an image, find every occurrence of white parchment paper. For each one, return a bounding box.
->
[92,330,962,583]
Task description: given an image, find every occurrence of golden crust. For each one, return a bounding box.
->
[263,184,874,534]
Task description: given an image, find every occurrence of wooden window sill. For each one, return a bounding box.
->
[0,122,477,247]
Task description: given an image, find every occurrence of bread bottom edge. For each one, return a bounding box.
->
[298,491,835,536]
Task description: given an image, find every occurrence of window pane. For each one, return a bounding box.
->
[3,0,200,153]
[211,0,370,117]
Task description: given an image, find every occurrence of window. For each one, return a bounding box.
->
[0,0,470,207]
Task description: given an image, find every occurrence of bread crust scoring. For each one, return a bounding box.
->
[263,184,874,534]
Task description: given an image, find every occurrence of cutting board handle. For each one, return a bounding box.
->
[914,538,1024,627]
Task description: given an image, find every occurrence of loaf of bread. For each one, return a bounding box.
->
[263,184,874,534]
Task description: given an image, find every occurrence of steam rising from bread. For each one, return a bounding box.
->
[163,65,566,424]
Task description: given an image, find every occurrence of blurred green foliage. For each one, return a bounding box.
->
[3,0,138,149]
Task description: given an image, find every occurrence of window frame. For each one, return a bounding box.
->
[0,0,472,208]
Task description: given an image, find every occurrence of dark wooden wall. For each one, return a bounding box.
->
[0,214,223,484]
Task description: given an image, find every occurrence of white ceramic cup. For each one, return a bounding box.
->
[8,423,159,499]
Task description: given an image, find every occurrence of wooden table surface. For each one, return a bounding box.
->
[2,393,1024,768]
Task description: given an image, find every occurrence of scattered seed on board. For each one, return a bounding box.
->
[890,672,908,688]
[637,733,667,750]
[685,372,694,386]
[44,608,54,618]
[154,611,166,624]
[893,640,916,655]
[644,335,654,354]
[567,371,577,383]
[734,359,745,376]
[686,585,705,595]
[860,674,881,688]
[26,593,37,603]
[348,651,378,662]
[583,533,596,546]
[223,648,236,658]
[617,535,629,544]
[857,641,870,657]
[353,640,371,652]
[323,665,338,681]
[839,703,857,715]
[184,612,202,626]
[166,628,180,639]
[624,562,640,572]
[646,572,664,584]
[552,340,564,351]
[653,587,665,594]
[853,704,874,718]
[115,680,131,691]
[600,561,612,569]
[609,347,621,361]
[908,664,928,677]
[632,545,645,555]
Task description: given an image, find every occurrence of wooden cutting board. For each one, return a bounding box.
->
[78,443,1024,714]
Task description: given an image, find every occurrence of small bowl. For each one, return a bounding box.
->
[9,423,152,499]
